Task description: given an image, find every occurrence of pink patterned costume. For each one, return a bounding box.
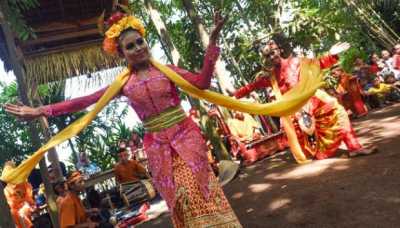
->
[42,44,241,227]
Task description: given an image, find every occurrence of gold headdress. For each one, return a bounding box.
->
[103,12,146,56]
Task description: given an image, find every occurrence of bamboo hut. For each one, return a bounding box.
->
[0,1,126,227]
[1,0,123,85]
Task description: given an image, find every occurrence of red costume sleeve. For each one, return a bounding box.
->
[234,76,271,99]
[318,55,339,69]
[167,43,220,90]
[41,86,114,117]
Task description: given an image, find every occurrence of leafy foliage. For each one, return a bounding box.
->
[0,82,35,164]
[5,0,39,40]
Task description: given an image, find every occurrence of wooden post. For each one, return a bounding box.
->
[0,2,60,227]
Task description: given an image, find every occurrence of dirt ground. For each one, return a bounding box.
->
[139,103,400,228]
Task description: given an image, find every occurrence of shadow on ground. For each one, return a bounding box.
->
[139,104,400,228]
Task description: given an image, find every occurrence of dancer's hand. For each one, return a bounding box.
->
[3,103,42,120]
[209,10,227,45]
[329,42,351,56]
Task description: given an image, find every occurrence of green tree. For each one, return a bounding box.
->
[0,82,35,164]
[4,0,39,40]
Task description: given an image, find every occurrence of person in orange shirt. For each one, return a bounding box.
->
[114,148,148,184]
[53,180,67,208]
[3,161,36,228]
[114,148,154,206]
[58,171,103,228]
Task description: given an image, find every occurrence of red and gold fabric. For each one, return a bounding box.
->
[337,73,368,116]
[295,90,363,160]
[171,155,241,228]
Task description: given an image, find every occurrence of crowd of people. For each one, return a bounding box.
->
[327,44,400,117]
[2,8,396,228]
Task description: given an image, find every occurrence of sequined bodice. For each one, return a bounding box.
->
[122,66,180,120]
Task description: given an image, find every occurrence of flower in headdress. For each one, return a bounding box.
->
[103,37,118,56]
[103,13,146,55]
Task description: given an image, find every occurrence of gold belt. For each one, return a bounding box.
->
[143,106,186,132]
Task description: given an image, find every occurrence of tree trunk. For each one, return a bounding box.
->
[143,0,182,65]
[31,82,64,182]
[0,2,60,227]
[0,181,15,228]
[181,0,235,95]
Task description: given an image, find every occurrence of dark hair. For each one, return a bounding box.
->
[117,148,127,154]
[53,181,66,195]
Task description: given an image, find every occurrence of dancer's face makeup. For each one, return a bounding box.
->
[119,30,151,66]
[262,44,281,66]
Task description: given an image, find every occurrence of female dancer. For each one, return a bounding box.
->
[5,11,242,227]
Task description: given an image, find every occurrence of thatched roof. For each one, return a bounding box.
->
[1,0,125,85]
[24,44,123,85]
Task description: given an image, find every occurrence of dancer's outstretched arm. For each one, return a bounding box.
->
[4,86,115,119]
[319,42,350,69]
[167,10,226,89]
[234,75,271,99]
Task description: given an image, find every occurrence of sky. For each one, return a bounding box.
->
[0,43,192,165]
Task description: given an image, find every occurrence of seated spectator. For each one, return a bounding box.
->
[114,148,148,184]
[76,152,101,177]
[58,171,112,228]
[366,78,400,107]
[369,53,382,75]
[381,49,400,79]
[384,72,400,88]
[86,188,111,225]
[114,148,154,207]
[392,44,400,73]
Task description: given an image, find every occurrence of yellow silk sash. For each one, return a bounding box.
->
[1,58,322,184]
